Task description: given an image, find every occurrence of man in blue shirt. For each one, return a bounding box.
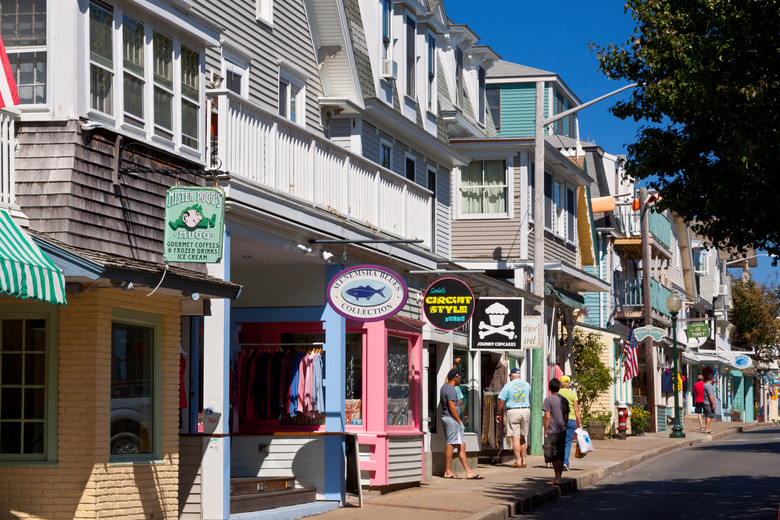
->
[495,368,531,468]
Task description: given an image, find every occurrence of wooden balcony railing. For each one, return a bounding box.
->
[208,90,432,248]
[613,277,672,317]
[614,203,673,248]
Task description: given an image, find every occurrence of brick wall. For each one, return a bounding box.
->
[0,289,182,520]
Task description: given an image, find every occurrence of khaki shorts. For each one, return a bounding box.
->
[506,408,531,440]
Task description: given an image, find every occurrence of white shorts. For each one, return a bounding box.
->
[506,408,530,439]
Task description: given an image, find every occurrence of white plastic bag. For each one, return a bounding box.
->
[575,427,594,454]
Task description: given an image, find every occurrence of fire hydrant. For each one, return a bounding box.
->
[617,401,630,440]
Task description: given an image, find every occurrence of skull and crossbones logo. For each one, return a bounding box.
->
[478,302,516,339]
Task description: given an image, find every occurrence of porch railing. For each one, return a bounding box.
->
[613,277,672,317]
[208,90,432,249]
[614,202,672,248]
[0,110,15,207]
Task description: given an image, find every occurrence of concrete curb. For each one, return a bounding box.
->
[460,424,761,520]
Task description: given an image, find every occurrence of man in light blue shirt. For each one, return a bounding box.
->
[495,368,532,467]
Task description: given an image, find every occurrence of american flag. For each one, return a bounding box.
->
[623,326,639,382]
[0,35,19,108]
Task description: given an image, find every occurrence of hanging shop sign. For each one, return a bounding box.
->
[470,297,524,350]
[687,322,710,339]
[634,325,667,342]
[732,354,753,369]
[521,315,543,349]
[164,186,225,263]
[422,277,475,331]
[327,265,407,322]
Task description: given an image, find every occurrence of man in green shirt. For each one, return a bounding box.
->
[559,375,582,470]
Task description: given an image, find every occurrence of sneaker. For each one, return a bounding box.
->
[699,426,706,431]
[563,464,569,471]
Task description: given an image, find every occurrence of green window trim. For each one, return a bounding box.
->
[0,303,59,464]
[110,308,163,462]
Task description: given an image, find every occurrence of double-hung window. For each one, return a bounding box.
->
[0,0,47,105]
[278,63,306,126]
[487,87,500,131]
[544,170,577,240]
[379,139,392,170]
[88,2,204,152]
[460,160,507,216]
[0,307,57,462]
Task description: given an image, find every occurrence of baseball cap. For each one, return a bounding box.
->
[509,368,522,376]
[561,375,571,384]
[447,368,461,380]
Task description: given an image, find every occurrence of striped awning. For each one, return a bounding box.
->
[0,210,66,305]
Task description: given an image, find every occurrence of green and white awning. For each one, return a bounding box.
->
[0,209,66,305]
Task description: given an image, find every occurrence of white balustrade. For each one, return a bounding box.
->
[210,90,432,248]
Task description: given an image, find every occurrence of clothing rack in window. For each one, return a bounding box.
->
[235,342,326,429]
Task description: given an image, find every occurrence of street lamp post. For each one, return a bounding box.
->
[666,292,685,438]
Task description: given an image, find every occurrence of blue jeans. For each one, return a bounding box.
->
[564,419,576,467]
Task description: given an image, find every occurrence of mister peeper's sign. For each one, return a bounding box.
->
[164,187,225,263]
[422,277,475,331]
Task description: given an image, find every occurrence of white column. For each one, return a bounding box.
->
[202,227,232,520]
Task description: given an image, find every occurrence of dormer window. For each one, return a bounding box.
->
[478,66,486,125]
[455,47,463,107]
[405,16,415,98]
[382,0,392,60]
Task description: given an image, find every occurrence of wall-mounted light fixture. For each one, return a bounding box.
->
[296,244,313,255]
[321,251,335,263]
[121,281,133,291]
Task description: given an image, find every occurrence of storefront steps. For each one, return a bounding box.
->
[230,477,331,517]
[231,501,339,520]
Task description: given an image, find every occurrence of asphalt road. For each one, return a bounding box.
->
[517,426,780,519]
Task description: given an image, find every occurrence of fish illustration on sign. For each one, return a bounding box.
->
[345,285,386,301]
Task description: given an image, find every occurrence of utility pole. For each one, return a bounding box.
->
[530,81,637,454]
[640,187,657,432]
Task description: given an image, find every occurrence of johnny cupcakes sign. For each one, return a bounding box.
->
[471,297,524,350]
[423,277,475,331]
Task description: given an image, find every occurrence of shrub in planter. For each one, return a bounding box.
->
[630,407,650,435]
[584,411,612,440]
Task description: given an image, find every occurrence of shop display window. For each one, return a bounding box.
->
[387,335,412,426]
[345,334,363,425]
[453,348,472,431]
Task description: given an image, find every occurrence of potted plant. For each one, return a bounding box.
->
[630,407,650,436]
[584,410,612,440]
[731,405,742,423]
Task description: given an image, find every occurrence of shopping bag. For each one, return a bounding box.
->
[575,442,585,458]
[575,427,594,454]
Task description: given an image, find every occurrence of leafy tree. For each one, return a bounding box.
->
[592,0,780,258]
[729,277,780,363]
[569,330,613,419]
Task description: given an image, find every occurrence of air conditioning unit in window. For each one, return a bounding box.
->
[381,59,397,81]
[717,284,730,297]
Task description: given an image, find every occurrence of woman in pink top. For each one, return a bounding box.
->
[693,374,705,430]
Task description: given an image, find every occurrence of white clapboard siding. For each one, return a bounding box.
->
[179,436,207,520]
[388,436,423,485]
[231,435,327,500]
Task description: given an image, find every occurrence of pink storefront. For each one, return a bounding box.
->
[236,316,424,488]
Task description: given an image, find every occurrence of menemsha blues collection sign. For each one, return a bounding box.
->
[164,187,225,263]
[422,277,474,331]
[327,265,408,322]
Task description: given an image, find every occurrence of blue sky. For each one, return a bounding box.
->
[444,0,780,286]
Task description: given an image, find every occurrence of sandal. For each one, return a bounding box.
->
[467,474,484,480]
